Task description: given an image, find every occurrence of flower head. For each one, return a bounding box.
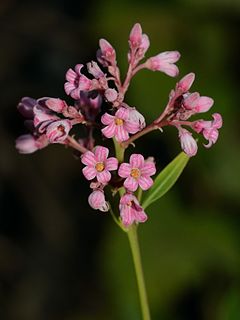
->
[101,107,140,142]
[118,154,156,192]
[119,193,147,227]
[81,146,118,184]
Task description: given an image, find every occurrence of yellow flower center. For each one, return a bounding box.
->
[115,118,124,126]
[130,168,141,179]
[95,162,105,172]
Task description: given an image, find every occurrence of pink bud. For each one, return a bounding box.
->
[129,23,142,48]
[45,98,67,113]
[212,113,223,129]
[45,120,72,143]
[177,73,195,92]
[145,51,180,77]
[195,96,214,113]
[16,134,38,154]
[99,38,116,64]
[87,61,104,79]
[128,107,146,130]
[104,88,118,102]
[88,190,109,212]
[179,128,198,157]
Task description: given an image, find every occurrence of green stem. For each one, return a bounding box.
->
[127,225,151,320]
[113,138,125,163]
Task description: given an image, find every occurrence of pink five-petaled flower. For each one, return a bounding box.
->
[119,193,148,227]
[64,64,92,99]
[88,190,109,212]
[81,146,118,184]
[192,113,223,148]
[101,107,140,142]
[145,51,181,77]
[118,154,156,192]
[178,127,198,157]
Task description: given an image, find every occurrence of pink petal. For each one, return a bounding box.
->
[177,73,195,92]
[156,51,181,63]
[129,154,145,168]
[118,163,131,178]
[64,82,76,95]
[124,120,140,134]
[46,98,67,113]
[96,170,111,184]
[101,122,116,138]
[115,125,129,142]
[105,157,118,171]
[101,113,115,125]
[81,151,96,166]
[159,63,179,77]
[74,64,84,75]
[129,23,142,47]
[134,209,148,223]
[141,162,156,176]
[65,68,77,82]
[183,92,200,110]
[82,166,97,180]
[120,205,135,227]
[115,107,129,120]
[138,176,153,190]
[124,176,138,192]
[195,96,214,113]
[212,113,223,129]
[95,146,109,162]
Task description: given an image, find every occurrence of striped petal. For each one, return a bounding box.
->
[101,113,114,125]
[129,154,144,168]
[102,123,116,138]
[96,170,111,184]
[81,151,96,166]
[141,161,156,176]
[95,146,109,162]
[118,163,131,178]
[124,176,138,192]
[115,107,129,120]
[105,157,118,171]
[115,125,129,142]
[138,176,153,190]
[82,166,97,180]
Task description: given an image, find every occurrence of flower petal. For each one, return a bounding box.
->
[118,163,131,178]
[95,146,109,162]
[102,122,116,138]
[105,157,118,171]
[141,161,156,176]
[96,170,111,184]
[82,166,97,180]
[81,151,96,166]
[115,107,129,120]
[129,154,145,168]
[115,125,129,142]
[138,176,153,190]
[124,176,138,192]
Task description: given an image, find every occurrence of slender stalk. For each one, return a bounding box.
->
[113,138,125,162]
[66,136,88,153]
[127,225,151,320]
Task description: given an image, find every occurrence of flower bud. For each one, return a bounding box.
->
[88,190,109,212]
[177,73,195,92]
[179,128,198,157]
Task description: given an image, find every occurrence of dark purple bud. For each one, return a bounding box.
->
[17,97,36,119]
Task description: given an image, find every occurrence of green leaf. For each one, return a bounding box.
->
[142,152,190,210]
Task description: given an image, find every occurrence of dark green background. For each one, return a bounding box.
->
[1,0,240,319]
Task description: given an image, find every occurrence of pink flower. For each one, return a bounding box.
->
[101,107,140,142]
[183,93,214,113]
[118,154,156,192]
[45,119,72,143]
[193,113,223,148]
[128,23,150,64]
[64,64,92,99]
[81,146,118,184]
[87,61,104,79]
[33,104,59,132]
[178,128,198,157]
[145,51,180,77]
[45,98,68,113]
[16,134,49,154]
[104,88,118,102]
[88,190,109,212]
[177,73,195,92]
[119,193,147,227]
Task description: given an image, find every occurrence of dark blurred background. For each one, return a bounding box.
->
[1,0,240,319]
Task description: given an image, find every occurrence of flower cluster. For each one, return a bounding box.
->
[16,23,222,227]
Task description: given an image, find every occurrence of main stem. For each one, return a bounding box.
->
[127,225,151,320]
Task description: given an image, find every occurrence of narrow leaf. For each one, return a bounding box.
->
[142,152,189,210]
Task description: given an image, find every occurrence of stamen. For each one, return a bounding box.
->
[95,162,105,172]
[130,168,140,179]
[115,118,124,126]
